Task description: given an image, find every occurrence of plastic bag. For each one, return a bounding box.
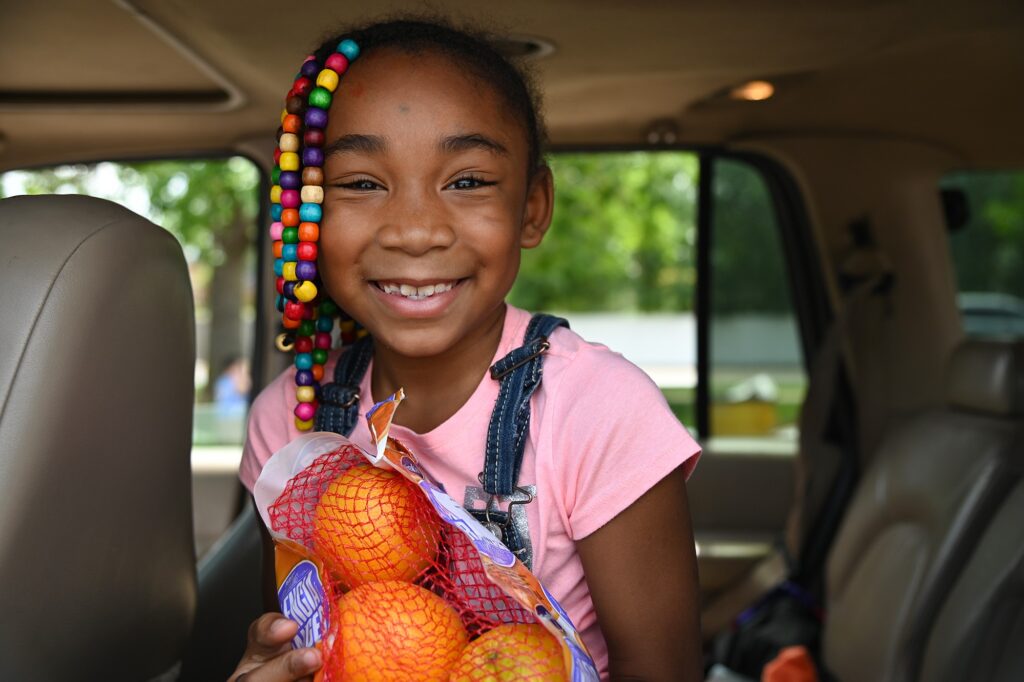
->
[254,390,598,682]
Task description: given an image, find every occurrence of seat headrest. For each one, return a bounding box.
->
[0,194,197,680]
[945,338,1024,416]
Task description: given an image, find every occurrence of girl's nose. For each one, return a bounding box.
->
[376,192,456,256]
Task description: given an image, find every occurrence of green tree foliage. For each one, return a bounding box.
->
[124,159,259,395]
[944,171,1024,298]
[510,152,698,312]
[711,158,792,314]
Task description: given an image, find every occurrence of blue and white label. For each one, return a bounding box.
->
[419,480,517,567]
[278,560,326,648]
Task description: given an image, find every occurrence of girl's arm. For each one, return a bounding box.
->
[575,465,702,681]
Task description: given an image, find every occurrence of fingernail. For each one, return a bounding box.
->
[300,649,320,667]
[270,618,292,636]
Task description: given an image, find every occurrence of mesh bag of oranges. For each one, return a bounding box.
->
[253,390,599,682]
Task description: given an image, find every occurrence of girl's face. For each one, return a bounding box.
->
[319,49,552,359]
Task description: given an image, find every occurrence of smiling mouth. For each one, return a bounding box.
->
[371,279,464,301]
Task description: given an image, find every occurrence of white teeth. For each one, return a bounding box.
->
[378,281,456,300]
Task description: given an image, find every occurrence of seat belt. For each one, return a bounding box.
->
[703,268,889,637]
[787,271,889,591]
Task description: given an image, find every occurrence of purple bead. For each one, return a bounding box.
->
[295,370,314,386]
[300,60,320,79]
[279,171,301,189]
[296,261,318,280]
[305,107,328,129]
[283,281,297,299]
[302,147,324,167]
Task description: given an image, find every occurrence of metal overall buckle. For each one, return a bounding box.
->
[475,472,534,559]
[489,338,550,380]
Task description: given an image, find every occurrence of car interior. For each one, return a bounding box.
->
[1,1,1022,681]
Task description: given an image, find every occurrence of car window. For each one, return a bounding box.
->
[941,170,1024,338]
[1,158,261,557]
[510,151,699,428]
[708,157,805,454]
[509,152,806,453]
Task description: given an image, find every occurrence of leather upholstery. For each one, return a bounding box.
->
[920,482,1024,682]
[945,339,1024,417]
[0,195,197,680]
[823,339,1023,682]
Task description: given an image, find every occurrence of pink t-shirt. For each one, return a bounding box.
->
[240,305,700,677]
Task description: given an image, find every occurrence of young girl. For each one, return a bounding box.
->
[231,18,701,682]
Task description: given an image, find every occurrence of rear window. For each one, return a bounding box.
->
[942,170,1024,338]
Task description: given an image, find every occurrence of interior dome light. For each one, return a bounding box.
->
[730,80,774,101]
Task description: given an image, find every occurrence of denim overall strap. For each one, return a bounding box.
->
[314,334,374,437]
[482,313,569,497]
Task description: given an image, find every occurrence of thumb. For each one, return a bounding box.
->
[246,613,299,657]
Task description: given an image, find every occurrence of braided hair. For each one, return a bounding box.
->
[269,17,547,431]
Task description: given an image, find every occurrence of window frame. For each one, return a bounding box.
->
[546,145,829,440]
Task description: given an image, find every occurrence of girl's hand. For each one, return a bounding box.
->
[229,613,322,682]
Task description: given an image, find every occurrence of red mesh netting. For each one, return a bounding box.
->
[267,444,567,681]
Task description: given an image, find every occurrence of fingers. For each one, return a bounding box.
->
[248,613,299,655]
[229,614,322,682]
[235,648,322,682]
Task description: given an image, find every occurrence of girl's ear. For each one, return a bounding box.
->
[520,165,554,249]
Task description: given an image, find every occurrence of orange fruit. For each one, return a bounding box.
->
[449,623,567,682]
[313,464,441,588]
[331,580,468,682]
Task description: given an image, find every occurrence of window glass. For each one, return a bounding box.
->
[1,158,261,556]
[708,158,806,454]
[509,152,699,427]
[941,170,1024,338]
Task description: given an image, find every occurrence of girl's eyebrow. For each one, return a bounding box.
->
[440,133,509,157]
[322,132,508,158]
[324,134,388,156]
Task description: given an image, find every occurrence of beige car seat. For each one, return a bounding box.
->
[919,479,1024,682]
[0,195,197,680]
[824,339,1024,682]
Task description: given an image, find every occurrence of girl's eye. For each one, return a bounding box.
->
[446,175,495,191]
[339,178,382,191]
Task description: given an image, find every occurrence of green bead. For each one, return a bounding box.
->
[312,348,329,365]
[308,87,332,109]
[320,299,339,315]
[298,320,316,336]
[271,167,281,184]
[282,227,299,243]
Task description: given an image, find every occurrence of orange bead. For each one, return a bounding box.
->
[282,114,301,133]
[282,316,301,329]
[298,222,320,241]
[312,365,324,381]
[273,241,283,258]
[281,208,300,227]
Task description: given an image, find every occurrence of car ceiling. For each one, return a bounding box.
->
[2,0,1023,171]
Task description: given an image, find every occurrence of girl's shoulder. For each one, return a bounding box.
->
[542,319,662,397]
